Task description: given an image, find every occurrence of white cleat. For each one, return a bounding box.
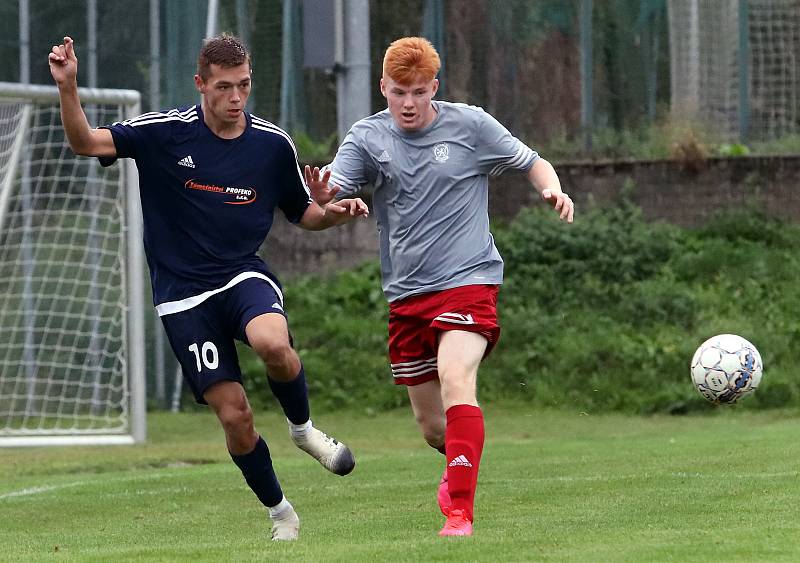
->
[291,426,356,476]
[270,507,300,541]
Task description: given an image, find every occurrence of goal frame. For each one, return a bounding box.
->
[0,81,146,446]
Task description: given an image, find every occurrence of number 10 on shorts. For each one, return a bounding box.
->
[188,341,219,371]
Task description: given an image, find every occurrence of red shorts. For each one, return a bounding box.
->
[388,284,501,386]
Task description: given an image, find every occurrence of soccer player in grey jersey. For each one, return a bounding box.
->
[308,36,574,537]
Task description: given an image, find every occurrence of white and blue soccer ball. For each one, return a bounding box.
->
[690,334,763,404]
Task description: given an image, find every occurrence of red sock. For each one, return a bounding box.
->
[444,404,484,521]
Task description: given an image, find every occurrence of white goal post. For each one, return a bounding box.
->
[0,82,146,446]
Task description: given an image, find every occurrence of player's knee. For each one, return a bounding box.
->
[440,375,467,396]
[217,402,255,437]
[438,363,470,384]
[414,412,445,448]
[425,434,446,452]
[439,370,477,403]
[251,337,293,366]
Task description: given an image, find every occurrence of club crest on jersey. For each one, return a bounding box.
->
[184,179,257,205]
[433,142,450,163]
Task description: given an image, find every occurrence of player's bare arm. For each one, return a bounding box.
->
[48,36,116,157]
[527,158,574,223]
[304,165,340,205]
[298,198,369,231]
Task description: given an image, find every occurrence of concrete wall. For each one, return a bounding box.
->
[262,155,800,278]
[550,155,800,227]
[262,209,379,279]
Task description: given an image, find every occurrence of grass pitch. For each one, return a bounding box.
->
[1,405,798,562]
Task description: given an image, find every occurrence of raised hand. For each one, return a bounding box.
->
[48,36,78,87]
[541,189,574,223]
[304,165,340,205]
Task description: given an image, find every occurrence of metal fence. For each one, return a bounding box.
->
[3,1,798,147]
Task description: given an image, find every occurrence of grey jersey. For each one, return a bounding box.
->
[327,101,538,302]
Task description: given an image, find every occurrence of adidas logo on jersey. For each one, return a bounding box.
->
[377,150,391,163]
[178,155,196,168]
[448,455,473,468]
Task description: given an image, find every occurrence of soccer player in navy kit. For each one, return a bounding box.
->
[310,37,575,536]
[48,34,367,541]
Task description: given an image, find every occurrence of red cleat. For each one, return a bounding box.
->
[437,469,451,516]
[438,508,473,537]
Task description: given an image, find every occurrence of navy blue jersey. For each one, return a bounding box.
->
[100,105,311,312]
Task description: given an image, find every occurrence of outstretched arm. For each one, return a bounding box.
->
[48,36,116,157]
[527,158,574,223]
[298,198,370,231]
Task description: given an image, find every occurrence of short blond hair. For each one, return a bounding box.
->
[382,36,441,85]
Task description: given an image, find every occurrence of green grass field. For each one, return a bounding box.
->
[2,406,799,562]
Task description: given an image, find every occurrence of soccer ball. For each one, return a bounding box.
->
[690,334,763,404]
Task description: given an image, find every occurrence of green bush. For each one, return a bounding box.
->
[240,202,800,415]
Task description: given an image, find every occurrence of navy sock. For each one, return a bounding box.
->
[230,436,283,508]
[268,367,310,425]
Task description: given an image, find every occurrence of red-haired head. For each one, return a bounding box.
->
[382,36,441,84]
[380,37,440,132]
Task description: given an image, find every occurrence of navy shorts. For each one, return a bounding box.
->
[160,276,287,404]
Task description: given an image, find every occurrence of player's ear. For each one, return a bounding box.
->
[379,77,387,98]
[194,74,206,94]
[431,78,439,97]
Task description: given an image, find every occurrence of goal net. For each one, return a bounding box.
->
[668,0,800,142]
[0,82,146,446]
